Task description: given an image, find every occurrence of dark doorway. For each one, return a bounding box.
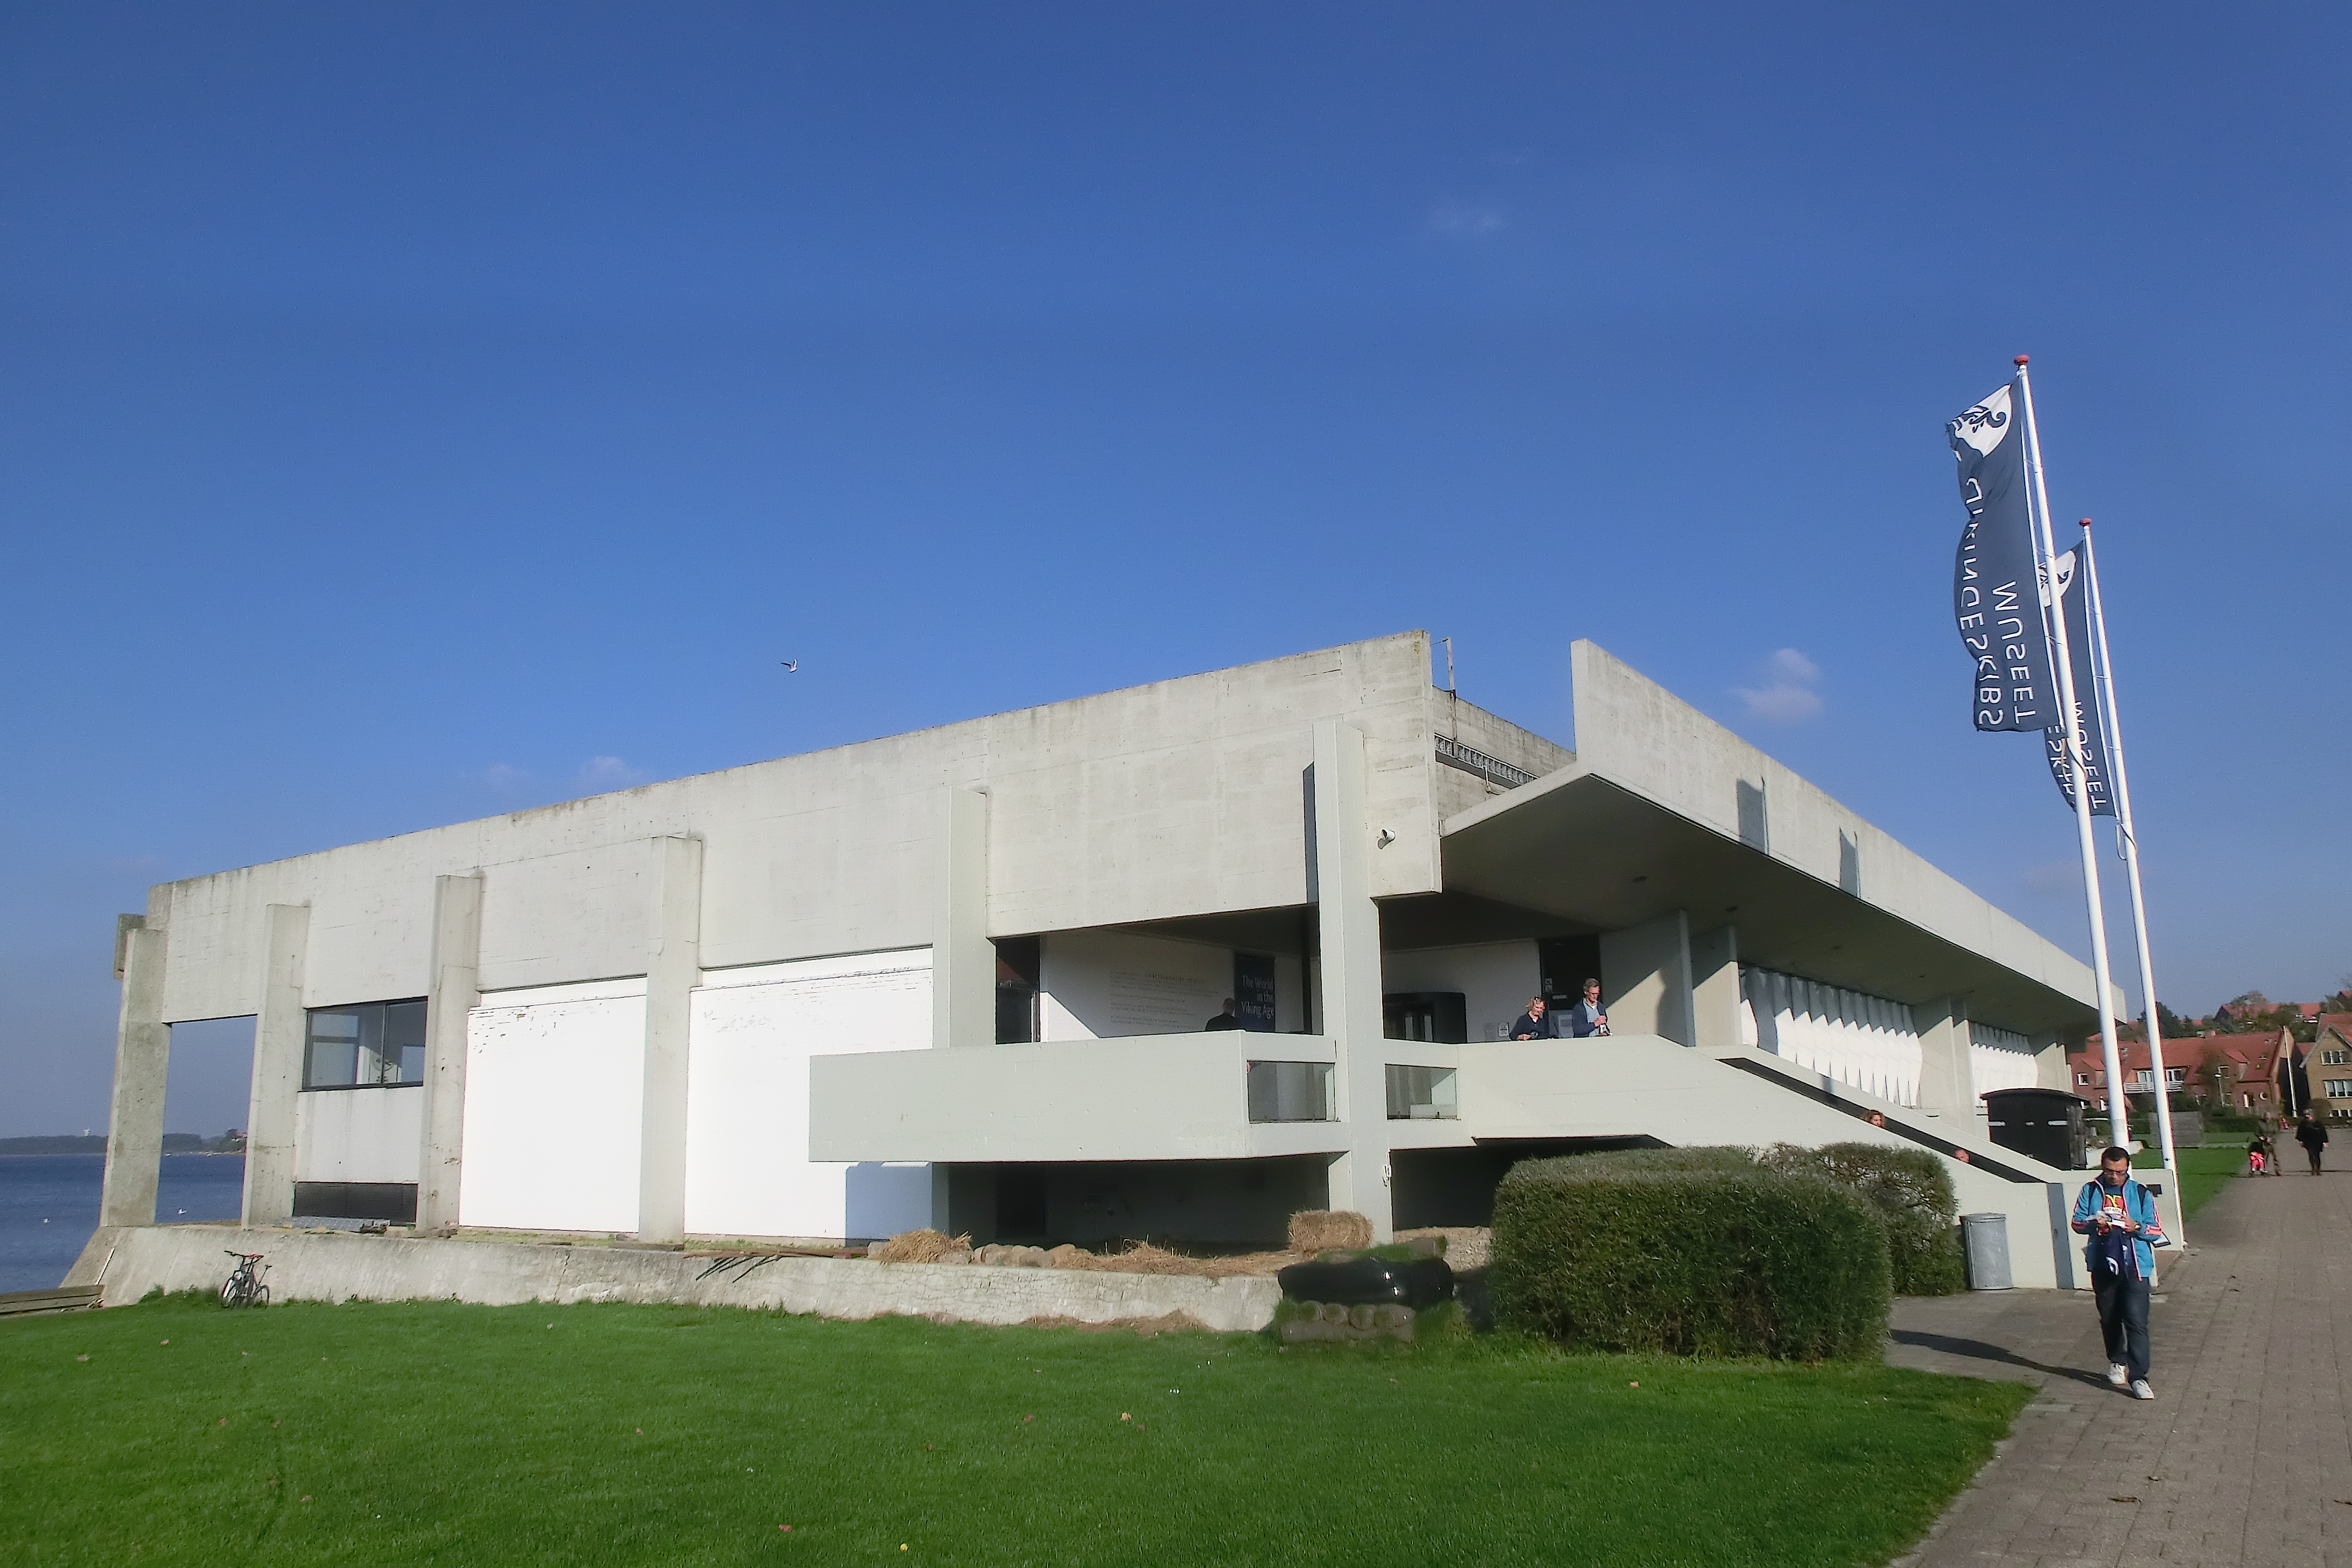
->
[1383,992,1467,1044]
[994,936,1040,1044]
[1391,1137,1658,1229]
[1537,936,1603,1014]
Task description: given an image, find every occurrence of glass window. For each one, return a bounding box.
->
[304,999,427,1089]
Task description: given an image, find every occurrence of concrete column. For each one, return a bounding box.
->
[1687,924,1742,1050]
[99,919,170,1228]
[1601,909,1694,1045]
[1911,996,1975,1116]
[2031,1030,2070,1091]
[415,873,483,1233]
[240,904,311,1227]
[932,786,993,1050]
[637,836,704,1243]
[1312,720,1391,1240]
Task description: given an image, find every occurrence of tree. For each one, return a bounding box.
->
[2155,1000,2192,1038]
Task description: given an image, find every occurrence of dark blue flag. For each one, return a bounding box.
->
[1948,379,2057,731]
[2044,546,2116,817]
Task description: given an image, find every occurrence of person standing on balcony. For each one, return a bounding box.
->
[1508,997,1553,1040]
[1561,979,1610,1038]
[1204,998,1243,1032]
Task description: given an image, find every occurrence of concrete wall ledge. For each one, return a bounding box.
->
[66,1225,1281,1333]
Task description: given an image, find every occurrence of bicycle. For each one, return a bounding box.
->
[220,1251,269,1310]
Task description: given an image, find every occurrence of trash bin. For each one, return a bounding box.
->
[1960,1212,2012,1291]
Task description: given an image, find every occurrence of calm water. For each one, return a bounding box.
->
[0,1154,247,1293]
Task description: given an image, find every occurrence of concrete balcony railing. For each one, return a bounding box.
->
[810,1032,1350,1164]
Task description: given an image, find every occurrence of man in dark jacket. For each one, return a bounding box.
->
[2295,1110,2329,1174]
[1560,979,1610,1038]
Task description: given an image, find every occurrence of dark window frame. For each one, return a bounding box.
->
[301,998,429,1091]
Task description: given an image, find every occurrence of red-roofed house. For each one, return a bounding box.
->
[2068,1030,2291,1117]
[2314,1014,2352,1122]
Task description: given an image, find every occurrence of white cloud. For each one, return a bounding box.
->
[575,755,647,791]
[1428,201,1505,237]
[1733,649,1823,723]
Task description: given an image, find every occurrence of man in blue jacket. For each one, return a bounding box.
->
[2071,1144,2170,1401]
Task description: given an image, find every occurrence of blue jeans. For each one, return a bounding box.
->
[2094,1275,2151,1381]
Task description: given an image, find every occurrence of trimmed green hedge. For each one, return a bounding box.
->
[1507,1145,1758,1180]
[1758,1142,1964,1297]
[1490,1160,1890,1360]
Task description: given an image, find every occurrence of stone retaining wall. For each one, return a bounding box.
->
[64,1224,1281,1333]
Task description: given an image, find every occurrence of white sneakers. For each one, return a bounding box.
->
[2130,1379,2156,1401]
[2108,1364,2129,1388]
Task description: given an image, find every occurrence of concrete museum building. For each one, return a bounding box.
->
[98,633,2110,1288]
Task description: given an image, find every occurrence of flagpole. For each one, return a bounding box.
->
[2078,519,2182,1235]
[2013,357,2130,1149]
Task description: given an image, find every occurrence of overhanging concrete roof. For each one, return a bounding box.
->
[1436,644,2107,1036]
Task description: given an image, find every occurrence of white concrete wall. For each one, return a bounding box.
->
[1040,929,1235,1040]
[292,1087,424,1184]
[1564,641,2109,1023]
[460,978,648,1234]
[684,949,933,1242]
[143,633,1452,1028]
[1969,1021,2042,1097]
[75,1223,1284,1332]
[1381,940,1540,1042]
[1743,967,1925,1107]
[811,1032,1345,1164]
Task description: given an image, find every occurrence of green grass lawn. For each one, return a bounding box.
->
[1,1293,2027,1568]
[2133,1143,2246,1219]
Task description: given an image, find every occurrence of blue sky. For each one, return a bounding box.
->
[4,5,2345,1137]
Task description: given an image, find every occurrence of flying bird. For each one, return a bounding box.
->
[779,661,798,672]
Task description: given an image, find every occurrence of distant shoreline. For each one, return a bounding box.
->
[1,1137,244,1157]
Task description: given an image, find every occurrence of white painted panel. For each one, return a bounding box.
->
[1969,1022,2042,1098]
[292,1086,424,1184]
[460,987,646,1233]
[683,949,933,1241]
[1039,930,1232,1040]
[1381,941,1540,1043]
[1742,967,1925,1107]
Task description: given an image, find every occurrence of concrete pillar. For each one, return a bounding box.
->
[240,903,310,1227]
[637,836,703,1243]
[1312,720,1391,1240]
[415,873,483,1233]
[1688,924,1742,1050]
[932,786,993,1050]
[2028,1029,2069,1091]
[99,919,170,1228]
[1601,909,1694,1045]
[1911,996,1975,1116]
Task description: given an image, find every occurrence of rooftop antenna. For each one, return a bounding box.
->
[1442,636,1456,693]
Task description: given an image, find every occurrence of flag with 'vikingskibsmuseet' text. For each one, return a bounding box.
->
[2044,545,2116,816]
[1947,379,2057,732]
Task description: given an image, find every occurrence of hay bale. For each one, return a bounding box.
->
[872,1228,973,1264]
[1288,1209,1374,1253]
[1043,1244,1092,1268]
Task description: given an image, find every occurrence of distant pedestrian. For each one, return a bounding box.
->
[2070,1144,2169,1401]
[2295,1111,2329,1175]
[1204,998,1243,1032]
[1560,979,1610,1038]
[1508,997,1553,1041]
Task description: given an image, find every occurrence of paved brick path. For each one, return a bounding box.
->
[1886,1149,2351,1566]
